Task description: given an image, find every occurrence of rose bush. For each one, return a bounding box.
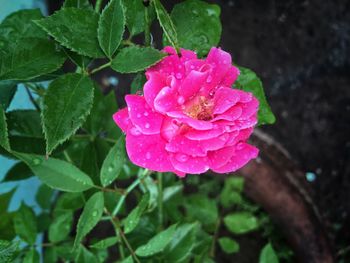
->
[114,46,259,176]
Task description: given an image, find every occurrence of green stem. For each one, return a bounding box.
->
[89,61,111,75]
[93,185,125,195]
[94,0,103,12]
[63,150,73,163]
[144,5,151,46]
[157,172,163,230]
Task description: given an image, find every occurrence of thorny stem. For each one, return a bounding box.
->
[94,0,103,13]
[157,172,164,230]
[89,61,111,75]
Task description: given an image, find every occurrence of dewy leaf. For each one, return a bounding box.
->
[234,66,276,125]
[0,240,19,263]
[90,237,118,249]
[35,8,104,58]
[167,0,221,57]
[0,9,46,51]
[42,73,94,154]
[100,136,125,187]
[15,153,94,192]
[98,0,125,58]
[259,243,279,263]
[0,38,66,81]
[0,106,10,151]
[135,223,177,257]
[223,212,259,234]
[153,0,178,50]
[49,211,74,243]
[111,46,166,73]
[13,203,37,245]
[218,237,240,254]
[74,192,104,249]
[123,193,150,234]
[0,81,17,110]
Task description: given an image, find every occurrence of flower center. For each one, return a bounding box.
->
[186,96,213,121]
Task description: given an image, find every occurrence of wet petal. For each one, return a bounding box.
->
[144,72,167,109]
[170,153,209,174]
[113,108,129,132]
[213,87,240,114]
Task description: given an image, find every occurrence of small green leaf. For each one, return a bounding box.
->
[100,136,125,187]
[0,106,10,151]
[111,46,165,73]
[15,153,94,192]
[259,243,279,263]
[53,192,85,216]
[35,184,54,210]
[123,0,146,36]
[223,212,259,234]
[163,184,183,202]
[14,203,37,244]
[49,211,73,243]
[0,81,17,110]
[135,223,177,257]
[234,66,276,125]
[220,177,244,208]
[42,73,94,154]
[90,237,118,249]
[23,248,40,263]
[35,8,104,58]
[167,0,221,57]
[218,237,240,254]
[153,0,178,50]
[63,0,92,9]
[6,110,43,138]
[120,256,133,263]
[98,0,125,58]
[0,240,19,263]
[124,193,149,234]
[0,38,66,81]
[74,245,99,263]
[74,192,104,249]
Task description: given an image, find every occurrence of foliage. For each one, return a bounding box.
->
[0,0,280,262]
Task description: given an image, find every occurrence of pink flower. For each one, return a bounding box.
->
[113,47,259,177]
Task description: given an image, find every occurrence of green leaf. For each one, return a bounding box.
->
[153,0,178,50]
[111,46,165,73]
[120,256,133,263]
[0,189,16,214]
[0,38,66,81]
[218,237,239,254]
[223,212,259,234]
[80,141,100,184]
[0,9,46,51]
[135,223,177,257]
[90,237,118,249]
[164,222,198,262]
[220,177,244,208]
[74,192,104,249]
[35,8,104,58]
[15,153,94,192]
[13,203,37,244]
[53,192,85,216]
[259,243,279,263]
[49,211,73,243]
[35,184,54,210]
[167,0,221,57]
[123,193,149,234]
[0,240,19,263]
[100,136,125,187]
[163,184,183,202]
[43,247,58,263]
[7,110,43,138]
[234,66,276,125]
[63,0,92,9]
[0,81,17,110]
[98,0,125,58]
[0,106,10,151]
[74,245,99,263]
[130,73,146,94]
[42,73,94,154]
[37,212,51,233]
[63,49,91,69]
[123,0,146,36]
[23,248,40,263]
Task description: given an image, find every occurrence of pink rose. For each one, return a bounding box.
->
[113,47,259,177]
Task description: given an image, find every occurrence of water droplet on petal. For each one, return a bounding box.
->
[146,152,151,160]
[206,75,213,83]
[137,113,141,118]
[175,153,189,162]
[177,96,185,105]
[144,111,149,116]
[130,127,141,136]
[175,73,182,79]
[145,123,150,129]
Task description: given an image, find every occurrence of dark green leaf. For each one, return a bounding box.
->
[23,248,39,263]
[111,46,165,73]
[0,106,10,151]
[0,240,19,263]
[234,66,276,125]
[153,0,178,50]
[53,192,85,216]
[0,189,16,214]
[35,8,104,58]
[80,142,100,184]
[123,193,149,234]
[74,192,104,249]
[223,212,259,234]
[130,73,146,94]
[163,184,183,202]
[0,38,66,81]
[37,212,51,232]
[42,73,94,154]
[120,256,133,263]
[98,0,125,57]
[49,211,73,243]
[43,247,57,263]
[15,153,94,192]
[100,136,125,187]
[220,177,244,208]
[218,237,239,254]
[13,203,37,244]
[135,223,177,257]
[90,237,118,249]
[0,212,15,241]
[35,184,54,210]
[63,49,91,69]
[123,0,146,36]
[167,0,221,57]
[7,110,43,138]
[259,243,279,263]
[63,0,92,9]
[75,245,99,263]
[0,81,17,110]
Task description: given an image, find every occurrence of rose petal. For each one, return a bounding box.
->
[208,146,235,169]
[238,97,259,120]
[144,72,167,109]
[167,111,213,130]
[154,86,178,113]
[113,108,129,133]
[213,87,240,114]
[212,105,242,122]
[170,153,209,174]
[178,70,208,100]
